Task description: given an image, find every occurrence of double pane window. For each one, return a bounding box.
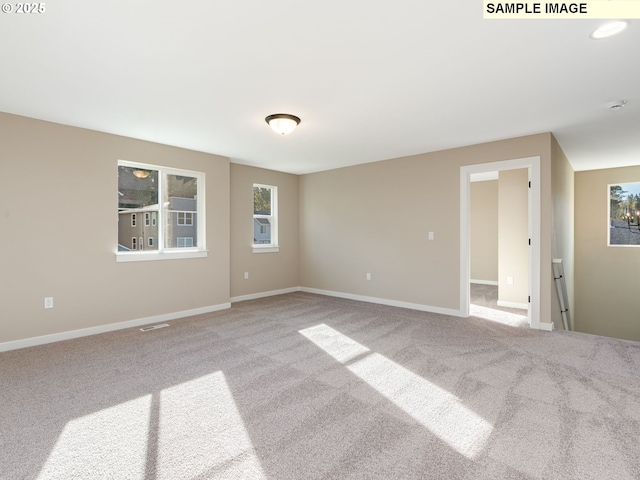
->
[117,161,205,260]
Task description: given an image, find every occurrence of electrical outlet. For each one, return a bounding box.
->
[428,231,434,240]
[244,272,249,280]
[44,297,54,309]
[366,273,372,281]
[507,276,514,285]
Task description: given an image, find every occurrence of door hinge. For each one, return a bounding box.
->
[528,296,531,303]
[528,238,531,246]
[529,181,531,188]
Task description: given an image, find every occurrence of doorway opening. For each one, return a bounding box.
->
[460,157,541,330]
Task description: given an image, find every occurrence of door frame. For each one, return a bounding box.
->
[460,156,541,329]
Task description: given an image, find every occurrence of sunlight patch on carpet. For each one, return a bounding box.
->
[36,372,266,480]
[37,395,152,479]
[299,323,370,362]
[156,371,266,479]
[299,323,493,459]
[470,304,528,327]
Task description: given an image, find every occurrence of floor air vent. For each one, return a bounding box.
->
[140,323,170,332]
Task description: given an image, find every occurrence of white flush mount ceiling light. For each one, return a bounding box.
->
[265,113,301,135]
[591,21,629,39]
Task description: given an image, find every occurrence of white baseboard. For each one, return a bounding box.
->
[230,287,301,303]
[300,287,464,317]
[497,300,529,310]
[0,303,231,353]
[538,322,554,332]
[470,279,499,286]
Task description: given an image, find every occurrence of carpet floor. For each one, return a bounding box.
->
[1,292,640,479]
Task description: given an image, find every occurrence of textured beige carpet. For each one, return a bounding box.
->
[2,292,640,479]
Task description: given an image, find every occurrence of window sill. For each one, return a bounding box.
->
[253,245,280,254]
[116,250,208,263]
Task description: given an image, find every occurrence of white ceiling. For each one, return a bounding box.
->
[1,1,638,175]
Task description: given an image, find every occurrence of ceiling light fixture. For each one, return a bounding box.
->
[132,169,151,179]
[265,113,301,135]
[591,21,629,39]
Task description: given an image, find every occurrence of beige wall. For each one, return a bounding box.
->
[575,166,640,341]
[1,112,567,346]
[300,133,555,325]
[550,137,574,330]
[230,164,299,298]
[498,169,529,305]
[0,112,230,344]
[470,180,498,283]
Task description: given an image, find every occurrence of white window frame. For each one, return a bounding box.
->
[253,183,279,253]
[117,160,207,262]
[131,213,137,227]
[131,237,137,250]
[144,212,150,226]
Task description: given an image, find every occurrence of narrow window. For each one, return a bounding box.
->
[609,182,640,246]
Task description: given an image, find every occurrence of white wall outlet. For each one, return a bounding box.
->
[428,231,434,240]
[507,276,514,285]
[366,273,372,281]
[244,272,249,280]
[44,297,54,309]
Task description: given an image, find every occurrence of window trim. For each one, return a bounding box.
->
[117,160,207,262]
[253,183,279,253]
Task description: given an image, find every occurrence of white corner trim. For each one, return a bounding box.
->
[537,322,554,332]
[230,287,301,303]
[496,300,529,310]
[470,279,499,286]
[300,287,464,317]
[0,303,231,353]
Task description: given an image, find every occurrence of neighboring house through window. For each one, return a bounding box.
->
[253,184,278,253]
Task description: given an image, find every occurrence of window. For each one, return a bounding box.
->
[177,237,194,247]
[609,182,640,247]
[177,212,193,225]
[117,161,206,262]
[253,184,278,253]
